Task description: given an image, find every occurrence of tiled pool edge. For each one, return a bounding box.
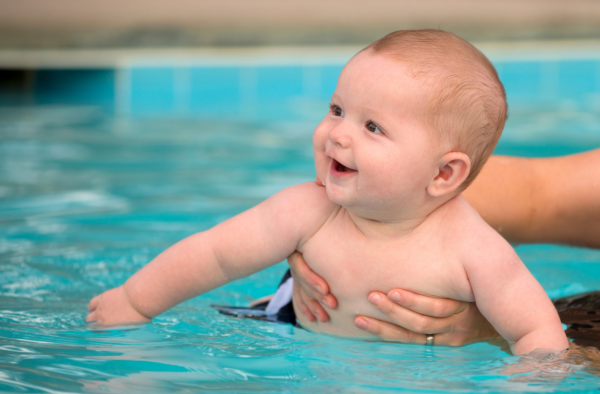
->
[1,41,600,119]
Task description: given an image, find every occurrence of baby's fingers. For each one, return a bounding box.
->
[386,289,467,317]
[87,295,100,312]
[85,311,97,323]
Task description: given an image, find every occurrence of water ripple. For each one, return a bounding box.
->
[1,110,599,393]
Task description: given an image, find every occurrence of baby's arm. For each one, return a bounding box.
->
[462,223,569,355]
[86,182,334,325]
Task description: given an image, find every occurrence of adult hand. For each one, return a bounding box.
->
[354,290,500,346]
[288,251,337,322]
[288,177,335,322]
[289,251,501,345]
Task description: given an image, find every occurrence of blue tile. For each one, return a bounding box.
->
[129,68,175,115]
[320,66,343,98]
[34,69,115,108]
[188,67,241,116]
[496,61,544,105]
[558,60,598,98]
[255,66,304,101]
[21,56,600,121]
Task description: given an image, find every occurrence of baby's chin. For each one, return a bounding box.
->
[324,186,360,210]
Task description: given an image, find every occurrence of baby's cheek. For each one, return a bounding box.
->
[312,120,329,150]
[312,133,329,184]
[362,168,412,200]
[315,151,329,183]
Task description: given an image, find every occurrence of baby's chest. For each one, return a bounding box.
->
[299,223,474,302]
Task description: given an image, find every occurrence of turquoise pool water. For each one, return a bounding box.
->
[1,49,600,393]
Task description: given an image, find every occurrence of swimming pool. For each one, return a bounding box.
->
[1,44,600,393]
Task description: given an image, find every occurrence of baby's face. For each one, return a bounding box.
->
[313,51,441,219]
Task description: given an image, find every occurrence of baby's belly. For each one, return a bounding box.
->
[293,291,387,338]
[290,266,473,338]
[295,218,474,338]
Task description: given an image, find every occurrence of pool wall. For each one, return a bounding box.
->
[1,43,600,121]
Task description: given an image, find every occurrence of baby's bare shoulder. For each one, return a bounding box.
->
[431,194,485,229]
[278,182,337,213]
[439,195,516,266]
[430,195,507,247]
[273,182,339,243]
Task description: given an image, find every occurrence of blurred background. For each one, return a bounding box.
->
[1,0,600,118]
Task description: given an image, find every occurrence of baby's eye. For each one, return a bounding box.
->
[330,104,344,117]
[366,121,383,134]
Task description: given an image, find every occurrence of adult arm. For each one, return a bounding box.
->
[465,150,600,248]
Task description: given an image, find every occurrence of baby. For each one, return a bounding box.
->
[86,30,569,356]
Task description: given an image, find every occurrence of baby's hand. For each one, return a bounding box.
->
[85,286,151,326]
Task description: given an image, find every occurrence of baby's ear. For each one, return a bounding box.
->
[426,152,471,197]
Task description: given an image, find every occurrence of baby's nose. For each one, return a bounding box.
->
[328,124,352,148]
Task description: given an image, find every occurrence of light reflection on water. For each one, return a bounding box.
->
[0,106,600,393]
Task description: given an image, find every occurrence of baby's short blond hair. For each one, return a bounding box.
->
[364,29,507,189]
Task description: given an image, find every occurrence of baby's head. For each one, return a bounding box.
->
[364,29,507,188]
[313,29,507,220]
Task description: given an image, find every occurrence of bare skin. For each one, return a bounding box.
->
[465,151,600,249]
[291,149,600,345]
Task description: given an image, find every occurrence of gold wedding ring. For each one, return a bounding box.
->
[425,334,434,346]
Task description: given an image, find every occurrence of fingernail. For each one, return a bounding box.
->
[320,297,329,308]
[355,317,368,329]
[389,291,401,303]
[369,293,381,306]
[315,285,325,295]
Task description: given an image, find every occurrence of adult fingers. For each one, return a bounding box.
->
[288,252,330,297]
[289,266,338,310]
[355,315,474,346]
[368,292,457,334]
[298,281,330,322]
[386,289,468,317]
[320,293,338,310]
[293,279,316,322]
[354,316,428,344]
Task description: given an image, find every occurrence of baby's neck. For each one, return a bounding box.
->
[344,193,458,240]
[347,212,428,240]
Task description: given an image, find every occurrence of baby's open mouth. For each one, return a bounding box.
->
[331,159,357,175]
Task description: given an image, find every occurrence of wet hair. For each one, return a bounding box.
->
[363,29,507,189]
